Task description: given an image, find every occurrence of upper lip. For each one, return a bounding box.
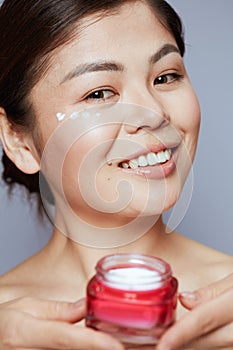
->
[117,142,180,164]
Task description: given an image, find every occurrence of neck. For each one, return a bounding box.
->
[48,215,176,282]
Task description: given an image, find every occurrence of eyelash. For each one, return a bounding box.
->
[84,73,184,102]
[85,89,116,102]
[154,72,184,85]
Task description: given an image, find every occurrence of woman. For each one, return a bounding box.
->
[0,0,232,349]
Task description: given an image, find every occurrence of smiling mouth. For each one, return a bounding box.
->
[118,148,173,169]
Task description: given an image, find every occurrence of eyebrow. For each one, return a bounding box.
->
[149,43,180,65]
[60,61,124,84]
[60,43,180,84]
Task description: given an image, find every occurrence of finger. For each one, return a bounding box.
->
[37,298,86,322]
[6,315,124,350]
[179,273,233,309]
[183,322,233,350]
[156,288,233,350]
[5,297,86,323]
[16,348,50,350]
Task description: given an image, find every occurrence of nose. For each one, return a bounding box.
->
[121,92,170,135]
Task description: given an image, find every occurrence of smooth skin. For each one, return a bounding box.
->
[0,297,123,350]
[157,273,233,350]
[0,2,232,350]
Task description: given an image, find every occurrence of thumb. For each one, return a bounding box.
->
[179,273,233,310]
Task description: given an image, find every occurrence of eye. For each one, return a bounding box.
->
[154,73,183,85]
[85,89,116,102]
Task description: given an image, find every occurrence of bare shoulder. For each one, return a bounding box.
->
[194,238,232,273]
[0,247,82,304]
[0,262,33,304]
[0,276,22,304]
[207,249,233,281]
[0,248,52,304]
[173,233,233,288]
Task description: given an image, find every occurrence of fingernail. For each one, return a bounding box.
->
[179,291,198,300]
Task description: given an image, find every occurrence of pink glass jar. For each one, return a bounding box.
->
[86,253,178,348]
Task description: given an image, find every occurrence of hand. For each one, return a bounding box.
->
[0,296,124,350]
[156,273,233,350]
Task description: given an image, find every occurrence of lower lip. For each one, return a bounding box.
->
[120,151,177,180]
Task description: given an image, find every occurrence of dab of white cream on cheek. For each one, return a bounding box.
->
[79,110,101,119]
[55,111,80,122]
[69,110,90,120]
[69,111,79,120]
[56,112,66,121]
[56,110,102,122]
[82,110,90,119]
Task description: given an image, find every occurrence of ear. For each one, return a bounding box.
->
[0,107,40,174]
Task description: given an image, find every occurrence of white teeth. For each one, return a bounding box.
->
[137,155,148,167]
[157,151,167,163]
[129,159,138,169]
[121,162,129,169]
[165,149,171,161]
[147,152,158,166]
[121,149,172,169]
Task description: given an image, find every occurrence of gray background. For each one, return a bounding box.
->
[0,0,232,275]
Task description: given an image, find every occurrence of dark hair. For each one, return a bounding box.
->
[0,0,185,203]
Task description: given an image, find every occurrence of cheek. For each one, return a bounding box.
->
[60,126,120,208]
[33,115,61,157]
[185,92,201,132]
[168,87,201,133]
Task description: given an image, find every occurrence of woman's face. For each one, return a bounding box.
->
[30,1,200,228]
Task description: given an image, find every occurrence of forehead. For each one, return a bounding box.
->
[49,4,174,67]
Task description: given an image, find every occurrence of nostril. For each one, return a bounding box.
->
[150,119,169,128]
[132,125,148,133]
[160,119,170,128]
[136,119,168,132]
[137,125,150,130]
